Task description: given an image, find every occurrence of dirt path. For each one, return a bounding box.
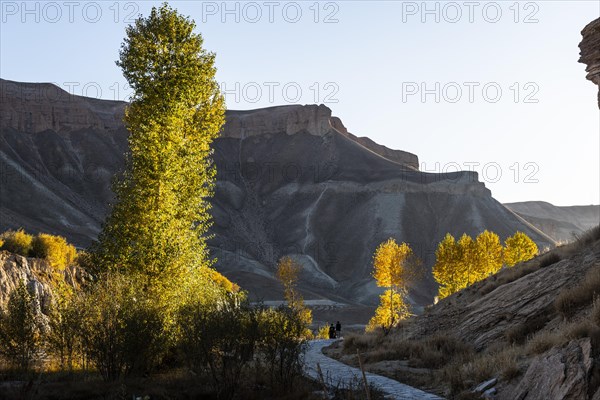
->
[304,340,443,400]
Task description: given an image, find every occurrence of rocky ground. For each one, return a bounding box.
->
[325,226,600,399]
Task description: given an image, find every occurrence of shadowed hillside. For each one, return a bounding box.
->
[505,201,600,243]
[0,79,556,322]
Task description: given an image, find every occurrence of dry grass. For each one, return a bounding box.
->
[497,261,539,286]
[479,259,541,296]
[525,331,561,355]
[563,320,600,342]
[442,346,521,396]
[538,252,562,268]
[342,332,384,353]
[345,332,473,370]
[504,314,551,345]
[338,226,600,398]
[554,266,600,318]
[572,225,600,250]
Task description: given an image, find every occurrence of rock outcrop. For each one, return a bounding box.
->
[0,79,556,320]
[0,251,85,314]
[502,338,598,400]
[579,17,600,107]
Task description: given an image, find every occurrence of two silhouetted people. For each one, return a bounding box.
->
[327,321,342,339]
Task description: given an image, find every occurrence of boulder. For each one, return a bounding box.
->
[503,338,595,400]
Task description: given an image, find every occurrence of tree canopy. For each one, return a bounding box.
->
[504,231,539,267]
[433,230,538,300]
[93,3,227,301]
[367,238,421,333]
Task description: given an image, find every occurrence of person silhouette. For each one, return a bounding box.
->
[328,323,336,339]
[335,321,341,337]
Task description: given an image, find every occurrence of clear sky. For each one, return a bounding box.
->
[1,1,599,206]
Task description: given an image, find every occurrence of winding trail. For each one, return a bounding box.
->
[304,340,443,400]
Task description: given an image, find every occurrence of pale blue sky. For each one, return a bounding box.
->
[1,1,599,206]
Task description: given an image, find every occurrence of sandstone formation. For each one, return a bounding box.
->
[579,17,600,107]
[0,251,85,316]
[502,338,597,400]
[505,201,600,243]
[0,79,556,321]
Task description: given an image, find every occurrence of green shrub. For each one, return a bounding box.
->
[46,283,84,371]
[78,273,168,381]
[0,281,43,371]
[178,294,259,400]
[257,306,308,393]
[31,233,77,270]
[0,229,34,256]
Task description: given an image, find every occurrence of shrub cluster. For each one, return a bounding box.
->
[0,230,77,270]
[0,272,310,400]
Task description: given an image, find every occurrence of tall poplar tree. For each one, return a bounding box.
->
[94,3,226,299]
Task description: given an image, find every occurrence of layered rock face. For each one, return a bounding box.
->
[579,17,600,107]
[505,338,596,400]
[1,80,126,133]
[0,79,555,317]
[0,251,85,316]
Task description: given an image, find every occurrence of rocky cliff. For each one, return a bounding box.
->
[0,79,555,321]
[579,17,600,107]
[0,251,86,317]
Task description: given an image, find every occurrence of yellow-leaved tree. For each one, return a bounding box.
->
[457,234,476,286]
[434,230,537,300]
[91,3,232,306]
[276,256,312,331]
[432,233,463,300]
[81,4,235,378]
[434,231,503,300]
[367,238,421,334]
[473,230,503,280]
[504,231,538,267]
